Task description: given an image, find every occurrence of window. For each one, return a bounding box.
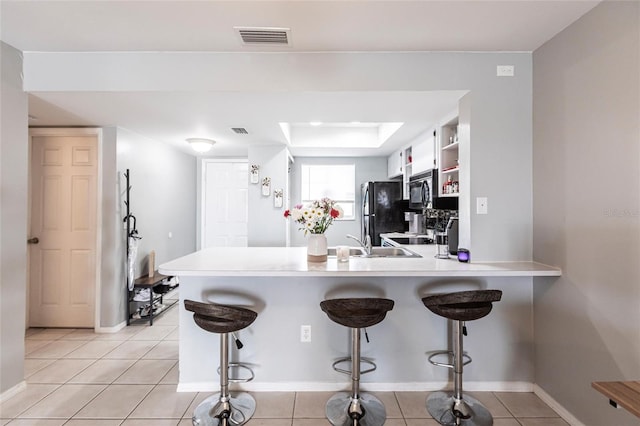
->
[301,164,355,220]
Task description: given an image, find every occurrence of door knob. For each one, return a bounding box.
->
[27,237,39,244]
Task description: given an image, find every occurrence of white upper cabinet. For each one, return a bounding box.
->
[387,149,403,179]
[411,129,436,176]
[387,146,412,199]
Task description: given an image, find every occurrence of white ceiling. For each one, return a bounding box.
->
[1,0,600,157]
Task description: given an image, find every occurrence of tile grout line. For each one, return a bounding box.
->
[3,383,64,420]
[493,390,519,420]
[391,390,408,423]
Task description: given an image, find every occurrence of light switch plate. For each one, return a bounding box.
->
[497,65,515,77]
[300,325,311,342]
[477,197,488,215]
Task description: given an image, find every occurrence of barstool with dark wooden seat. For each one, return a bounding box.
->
[422,290,502,426]
[185,299,258,426]
[320,297,394,426]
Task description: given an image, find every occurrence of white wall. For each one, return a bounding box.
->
[111,128,197,326]
[99,127,119,328]
[289,156,390,247]
[532,2,640,425]
[23,50,535,261]
[247,145,289,247]
[0,42,28,394]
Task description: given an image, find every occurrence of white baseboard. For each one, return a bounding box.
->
[533,384,585,426]
[177,381,533,393]
[95,320,126,333]
[0,381,26,403]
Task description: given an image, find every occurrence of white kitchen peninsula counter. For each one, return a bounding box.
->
[159,247,560,393]
[159,246,560,277]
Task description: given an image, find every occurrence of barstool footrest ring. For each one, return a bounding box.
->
[216,362,255,383]
[427,350,472,369]
[332,356,377,376]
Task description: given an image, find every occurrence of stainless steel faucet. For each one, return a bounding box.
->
[346,234,372,255]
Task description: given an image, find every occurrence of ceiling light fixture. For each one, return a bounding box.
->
[309,121,322,126]
[186,138,216,153]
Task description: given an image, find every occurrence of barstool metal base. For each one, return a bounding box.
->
[192,392,256,426]
[326,391,386,426]
[427,391,493,426]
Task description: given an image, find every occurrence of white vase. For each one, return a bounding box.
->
[307,233,328,262]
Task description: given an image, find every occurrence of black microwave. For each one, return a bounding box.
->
[409,170,435,210]
[409,170,458,210]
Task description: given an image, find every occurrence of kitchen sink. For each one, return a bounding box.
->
[327,247,367,256]
[327,246,421,258]
[366,247,422,258]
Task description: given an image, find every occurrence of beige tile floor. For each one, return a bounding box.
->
[1,296,569,426]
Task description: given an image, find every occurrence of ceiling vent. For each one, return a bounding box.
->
[231,127,249,135]
[235,27,290,45]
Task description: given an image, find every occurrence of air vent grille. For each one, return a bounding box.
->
[235,27,290,45]
[232,127,249,134]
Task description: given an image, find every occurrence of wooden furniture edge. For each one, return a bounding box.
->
[592,380,640,418]
[134,272,171,287]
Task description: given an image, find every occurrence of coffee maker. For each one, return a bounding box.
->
[404,212,424,234]
[446,217,459,255]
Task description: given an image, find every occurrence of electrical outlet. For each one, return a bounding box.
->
[476,197,488,215]
[300,325,311,342]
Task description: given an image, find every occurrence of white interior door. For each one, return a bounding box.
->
[202,160,248,247]
[29,133,98,328]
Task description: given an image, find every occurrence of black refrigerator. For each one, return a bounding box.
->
[361,181,407,246]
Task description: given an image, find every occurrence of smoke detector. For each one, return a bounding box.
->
[235,27,290,46]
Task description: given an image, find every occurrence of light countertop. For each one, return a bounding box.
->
[159,246,561,277]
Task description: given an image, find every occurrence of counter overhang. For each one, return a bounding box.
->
[159,247,561,278]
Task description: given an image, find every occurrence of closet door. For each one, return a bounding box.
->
[29,131,98,327]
